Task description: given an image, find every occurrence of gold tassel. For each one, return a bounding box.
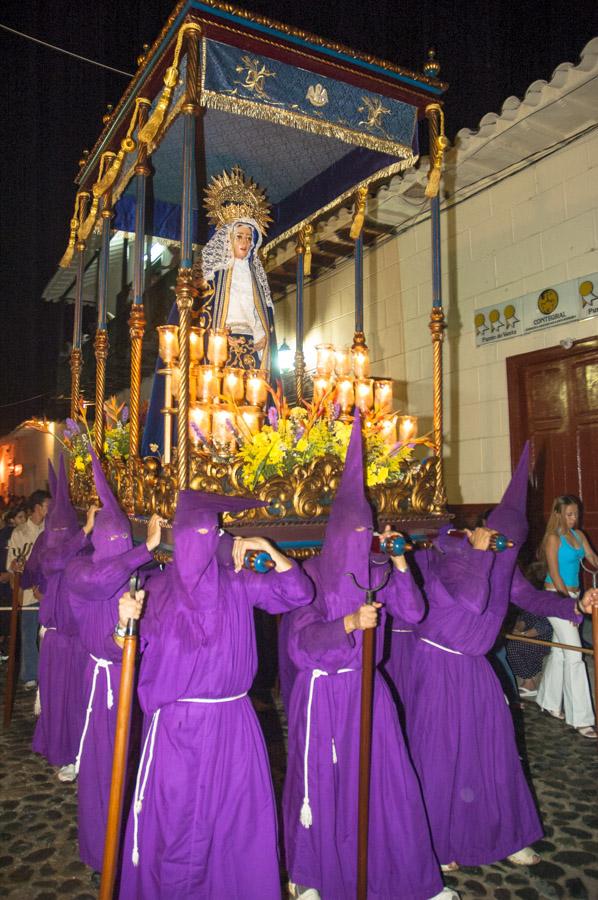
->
[92,98,146,199]
[349,185,368,240]
[303,224,313,276]
[138,23,192,146]
[425,103,448,199]
[77,152,114,241]
[59,193,85,268]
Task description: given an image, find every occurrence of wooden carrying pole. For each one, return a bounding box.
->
[357,620,375,900]
[503,632,594,656]
[592,604,598,713]
[99,615,139,899]
[3,573,21,728]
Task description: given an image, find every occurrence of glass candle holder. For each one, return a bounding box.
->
[379,415,398,446]
[398,415,418,443]
[197,365,220,403]
[334,377,354,412]
[207,329,229,368]
[239,405,264,436]
[334,346,352,377]
[312,376,334,406]
[315,343,335,377]
[158,324,179,365]
[354,378,374,412]
[189,326,205,364]
[212,407,237,453]
[245,370,268,407]
[351,347,370,378]
[189,403,211,446]
[374,379,393,414]
[222,367,245,403]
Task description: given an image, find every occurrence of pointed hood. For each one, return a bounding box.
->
[90,449,133,560]
[486,442,530,547]
[46,456,79,549]
[306,410,375,619]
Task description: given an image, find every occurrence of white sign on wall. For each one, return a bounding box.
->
[474,271,598,347]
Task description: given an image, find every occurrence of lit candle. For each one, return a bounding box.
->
[197,365,220,403]
[162,371,173,465]
[189,403,211,446]
[334,377,354,412]
[312,375,334,406]
[315,343,335,377]
[170,365,181,401]
[351,347,370,378]
[222,367,245,403]
[334,346,352,377]
[239,406,264,436]
[158,324,179,365]
[189,327,205,364]
[354,378,374,412]
[374,379,393,414]
[207,329,229,368]
[212,407,236,453]
[245,370,268,407]
[380,415,398,446]
[399,415,418,443]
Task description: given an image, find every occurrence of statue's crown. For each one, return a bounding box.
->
[204,166,272,234]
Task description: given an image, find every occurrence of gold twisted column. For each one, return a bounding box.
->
[128,306,146,459]
[429,307,447,512]
[70,349,83,420]
[94,329,109,455]
[175,269,197,489]
[70,192,90,420]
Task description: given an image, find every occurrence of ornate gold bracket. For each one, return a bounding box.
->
[349,185,368,240]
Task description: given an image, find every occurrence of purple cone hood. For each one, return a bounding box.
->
[486,442,530,547]
[90,449,133,560]
[46,456,79,549]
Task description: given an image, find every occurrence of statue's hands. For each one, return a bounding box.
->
[83,504,99,535]
[254,337,267,352]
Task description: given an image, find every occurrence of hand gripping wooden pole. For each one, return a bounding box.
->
[349,567,390,900]
[99,587,139,899]
[3,572,21,728]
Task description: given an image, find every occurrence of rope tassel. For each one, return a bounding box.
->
[424,103,449,199]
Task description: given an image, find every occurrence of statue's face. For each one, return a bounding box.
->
[232,224,253,260]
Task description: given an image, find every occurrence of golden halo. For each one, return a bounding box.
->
[204,166,272,234]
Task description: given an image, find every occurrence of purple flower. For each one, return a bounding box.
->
[267,407,279,430]
[190,421,206,443]
[294,424,305,444]
[64,417,80,437]
[388,441,401,457]
[121,405,129,424]
[332,403,341,421]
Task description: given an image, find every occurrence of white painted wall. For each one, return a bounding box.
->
[275,129,598,504]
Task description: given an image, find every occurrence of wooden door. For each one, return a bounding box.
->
[506,337,598,556]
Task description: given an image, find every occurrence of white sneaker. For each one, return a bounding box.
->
[429,890,460,899]
[57,763,77,783]
[289,883,321,900]
[23,680,37,691]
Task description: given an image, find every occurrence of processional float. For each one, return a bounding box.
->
[56,2,449,897]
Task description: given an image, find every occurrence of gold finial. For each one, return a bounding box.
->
[102,103,114,125]
[78,149,89,169]
[204,166,272,234]
[423,47,440,79]
[137,43,150,67]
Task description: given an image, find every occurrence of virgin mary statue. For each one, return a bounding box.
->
[141,167,278,458]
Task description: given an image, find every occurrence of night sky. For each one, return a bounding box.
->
[1,0,597,432]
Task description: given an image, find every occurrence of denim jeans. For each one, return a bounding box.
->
[20,605,39,683]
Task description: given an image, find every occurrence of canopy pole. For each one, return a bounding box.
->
[294,228,310,404]
[94,159,116,456]
[128,99,151,467]
[425,102,448,513]
[175,23,202,491]
[351,186,368,354]
[71,192,90,422]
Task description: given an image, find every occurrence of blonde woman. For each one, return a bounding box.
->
[536,495,598,738]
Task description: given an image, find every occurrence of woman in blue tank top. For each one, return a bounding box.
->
[536,495,598,738]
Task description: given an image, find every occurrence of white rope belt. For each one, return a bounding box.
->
[420,637,462,655]
[392,628,413,633]
[132,691,248,866]
[75,655,114,775]
[300,668,354,830]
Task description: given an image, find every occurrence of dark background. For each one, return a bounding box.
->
[1,0,597,432]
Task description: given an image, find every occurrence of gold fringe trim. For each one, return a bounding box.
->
[59,193,86,269]
[200,89,416,159]
[92,98,148,200]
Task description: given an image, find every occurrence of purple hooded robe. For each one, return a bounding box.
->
[32,457,89,766]
[118,489,314,900]
[281,412,444,900]
[389,444,582,866]
[65,451,153,871]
